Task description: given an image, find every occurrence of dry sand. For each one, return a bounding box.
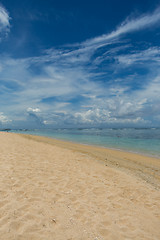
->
[0,132,160,240]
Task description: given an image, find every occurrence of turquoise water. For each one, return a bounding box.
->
[11,128,160,158]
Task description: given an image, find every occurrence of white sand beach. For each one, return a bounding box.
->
[0,132,160,239]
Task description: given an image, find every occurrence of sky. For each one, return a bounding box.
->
[0,0,160,129]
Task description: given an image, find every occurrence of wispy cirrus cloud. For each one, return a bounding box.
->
[31,6,160,73]
[83,7,160,49]
[116,47,160,66]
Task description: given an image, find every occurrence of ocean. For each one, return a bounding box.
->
[11,128,160,158]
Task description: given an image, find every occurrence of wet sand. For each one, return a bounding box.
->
[0,132,160,239]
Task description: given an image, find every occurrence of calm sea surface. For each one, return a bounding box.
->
[11,128,160,158]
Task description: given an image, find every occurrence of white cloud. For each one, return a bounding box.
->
[0,112,11,124]
[0,5,10,38]
[73,108,149,125]
[0,6,9,27]
[27,107,41,113]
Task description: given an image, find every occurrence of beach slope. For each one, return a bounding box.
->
[0,132,160,239]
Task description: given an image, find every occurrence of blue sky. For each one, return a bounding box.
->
[0,0,160,128]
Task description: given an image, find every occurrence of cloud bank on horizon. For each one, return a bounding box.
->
[0,1,160,128]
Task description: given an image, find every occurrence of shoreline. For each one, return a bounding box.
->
[10,130,160,159]
[17,132,160,189]
[0,132,160,239]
